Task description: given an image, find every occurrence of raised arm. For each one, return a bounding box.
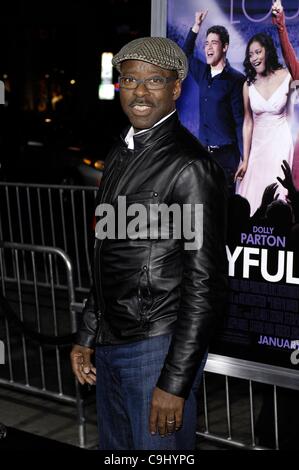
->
[272,1,299,80]
[182,10,208,81]
[192,10,208,35]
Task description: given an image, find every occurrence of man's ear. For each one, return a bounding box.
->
[173,80,182,101]
[223,43,229,54]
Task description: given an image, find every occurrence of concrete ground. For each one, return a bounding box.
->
[0,385,231,450]
[0,386,98,449]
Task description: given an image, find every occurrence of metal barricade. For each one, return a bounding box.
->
[0,241,87,447]
[0,182,98,293]
[1,183,299,450]
[198,354,299,450]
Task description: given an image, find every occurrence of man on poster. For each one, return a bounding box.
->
[183,10,245,193]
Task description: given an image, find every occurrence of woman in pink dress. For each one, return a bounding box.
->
[235,33,293,216]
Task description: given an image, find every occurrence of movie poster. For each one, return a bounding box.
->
[166,0,299,369]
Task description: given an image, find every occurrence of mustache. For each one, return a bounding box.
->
[129,100,155,107]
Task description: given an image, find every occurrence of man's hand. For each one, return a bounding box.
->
[70,344,96,385]
[149,387,185,437]
[272,0,283,16]
[192,10,208,34]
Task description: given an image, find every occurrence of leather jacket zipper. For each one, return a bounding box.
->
[95,151,129,324]
[137,265,152,329]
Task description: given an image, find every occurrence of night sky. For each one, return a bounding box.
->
[0,0,152,179]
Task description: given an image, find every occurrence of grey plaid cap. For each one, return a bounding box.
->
[112,37,188,81]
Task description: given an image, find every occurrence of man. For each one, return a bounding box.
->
[70,37,227,450]
[183,10,245,193]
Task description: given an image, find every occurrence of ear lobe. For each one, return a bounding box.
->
[173,81,182,100]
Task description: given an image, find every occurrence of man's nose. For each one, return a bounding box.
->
[133,81,150,95]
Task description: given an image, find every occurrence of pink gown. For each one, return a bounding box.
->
[237,73,293,216]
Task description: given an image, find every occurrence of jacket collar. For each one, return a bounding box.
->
[120,111,179,152]
[207,59,232,78]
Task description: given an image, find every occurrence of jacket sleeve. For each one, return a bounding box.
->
[75,286,98,348]
[156,157,228,398]
[182,29,207,83]
[273,11,299,80]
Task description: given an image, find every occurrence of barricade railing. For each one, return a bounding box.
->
[198,354,299,450]
[1,203,298,450]
[0,241,87,447]
[0,182,98,294]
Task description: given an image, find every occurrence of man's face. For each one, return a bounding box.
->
[119,60,181,131]
[204,33,228,66]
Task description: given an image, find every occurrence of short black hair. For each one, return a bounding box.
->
[206,26,229,47]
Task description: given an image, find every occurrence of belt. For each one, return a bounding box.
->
[206,144,236,153]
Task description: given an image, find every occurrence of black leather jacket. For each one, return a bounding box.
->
[76,112,228,398]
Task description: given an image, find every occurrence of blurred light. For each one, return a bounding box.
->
[44,118,52,123]
[98,84,115,100]
[99,52,114,100]
[0,81,4,105]
[51,94,63,109]
[94,160,105,170]
[27,141,44,147]
[101,53,113,80]
[114,82,120,92]
[3,74,8,79]
[83,158,92,165]
[70,79,76,85]
[45,74,50,79]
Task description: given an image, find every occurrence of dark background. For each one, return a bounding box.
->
[0,0,151,182]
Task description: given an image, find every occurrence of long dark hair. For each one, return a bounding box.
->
[243,33,283,85]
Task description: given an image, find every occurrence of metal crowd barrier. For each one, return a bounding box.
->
[0,182,98,293]
[0,241,87,448]
[198,354,299,450]
[1,184,299,450]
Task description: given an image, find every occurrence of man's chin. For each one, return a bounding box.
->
[130,116,156,131]
[207,59,217,66]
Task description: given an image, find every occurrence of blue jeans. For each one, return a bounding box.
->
[95,334,207,450]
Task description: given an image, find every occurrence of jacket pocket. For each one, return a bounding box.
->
[125,190,158,203]
[137,266,153,328]
[124,192,159,241]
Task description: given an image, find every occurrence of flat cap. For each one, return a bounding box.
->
[112,37,188,81]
